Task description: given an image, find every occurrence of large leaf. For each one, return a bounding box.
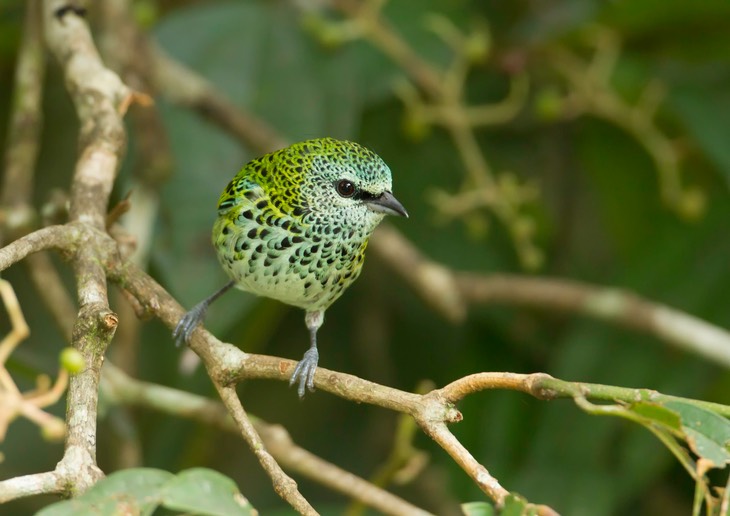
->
[37,468,255,516]
[160,468,253,516]
[668,85,730,186]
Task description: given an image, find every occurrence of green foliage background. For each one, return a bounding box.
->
[1,0,730,514]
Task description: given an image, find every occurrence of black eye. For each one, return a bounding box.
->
[336,179,356,198]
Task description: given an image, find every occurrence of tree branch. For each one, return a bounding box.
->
[0,225,78,271]
[457,272,730,368]
[0,472,65,503]
[41,0,132,494]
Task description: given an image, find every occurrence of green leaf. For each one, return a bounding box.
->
[461,495,536,516]
[37,469,172,516]
[36,499,119,516]
[683,427,730,468]
[664,401,730,467]
[501,493,536,516]
[37,468,254,516]
[665,401,730,445]
[601,0,730,35]
[160,467,254,516]
[82,468,173,501]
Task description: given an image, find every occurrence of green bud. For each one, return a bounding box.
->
[521,246,544,271]
[513,217,535,240]
[301,14,344,49]
[132,0,158,29]
[498,173,520,200]
[464,31,490,64]
[677,187,706,221]
[534,87,564,121]
[41,419,66,442]
[60,347,85,375]
[401,112,431,142]
[317,26,345,50]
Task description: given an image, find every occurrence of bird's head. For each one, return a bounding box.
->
[288,138,408,235]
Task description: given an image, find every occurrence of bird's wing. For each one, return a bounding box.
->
[217,176,265,215]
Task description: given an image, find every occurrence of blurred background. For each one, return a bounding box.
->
[1,0,730,514]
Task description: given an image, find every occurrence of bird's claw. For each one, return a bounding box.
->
[289,347,319,398]
[172,304,207,347]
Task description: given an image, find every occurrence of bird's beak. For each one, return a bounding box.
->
[365,191,409,218]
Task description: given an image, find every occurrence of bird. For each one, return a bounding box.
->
[173,137,408,397]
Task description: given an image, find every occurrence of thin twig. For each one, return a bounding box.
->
[215,384,317,515]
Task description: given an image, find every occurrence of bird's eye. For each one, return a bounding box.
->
[336,179,356,198]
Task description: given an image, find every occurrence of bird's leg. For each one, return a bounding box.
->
[290,310,324,398]
[173,280,236,347]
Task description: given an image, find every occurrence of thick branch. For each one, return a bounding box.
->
[458,273,730,368]
[41,0,130,494]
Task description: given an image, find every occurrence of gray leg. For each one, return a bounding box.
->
[289,310,324,398]
[172,280,235,347]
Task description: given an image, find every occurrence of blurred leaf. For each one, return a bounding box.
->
[668,86,730,186]
[160,467,253,516]
[37,469,172,516]
[600,0,730,60]
[37,468,254,516]
[81,468,172,501]
[575,118,665,262]
[601,0,730,34]
[36,498,128,516]
[462,501,497,516]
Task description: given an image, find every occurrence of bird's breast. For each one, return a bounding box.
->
[213,206,368,312]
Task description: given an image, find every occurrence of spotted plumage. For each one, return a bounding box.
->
[174,138,408,397]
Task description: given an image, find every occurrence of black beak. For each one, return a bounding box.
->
[365,191,409,218]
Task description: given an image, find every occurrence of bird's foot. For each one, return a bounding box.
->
[289,347,319,398]
[172,302,208,347]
